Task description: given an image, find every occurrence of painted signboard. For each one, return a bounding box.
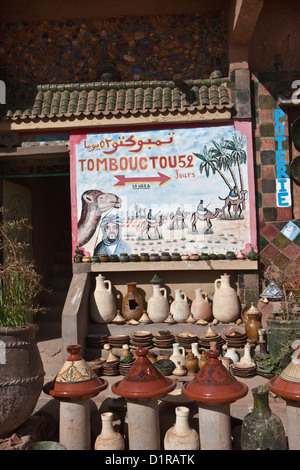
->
[70,122,256,259]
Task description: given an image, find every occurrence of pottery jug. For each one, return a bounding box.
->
[172,361,187,376]
[90,274,117,324]
[240,343,255,365]
[94,412,125,450]
[198,351,208,370]
[185,351,199,375]
[164,406,199,450]
[191,288,212,322]
[223,347,239,364]
[147,284,169,323]
[191,342,200,360]
[170,289,190,323]
[241,386,287,450]
[212,273,240,323]
[122,282,144,321]
[245,304,261,343]
[169,343,186,366]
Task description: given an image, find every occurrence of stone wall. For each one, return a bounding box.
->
[0,10,227,86]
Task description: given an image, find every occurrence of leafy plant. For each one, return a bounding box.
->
[0,209,45,327]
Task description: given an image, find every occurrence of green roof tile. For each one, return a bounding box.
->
[3,76,234,121]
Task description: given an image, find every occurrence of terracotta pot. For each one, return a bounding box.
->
[185,352,199,376]
[0,324,45,435]
[122,282,144,321]
[191,288,212,322]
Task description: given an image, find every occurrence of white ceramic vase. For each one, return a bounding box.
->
[164,406,199,450]
[170,289,190,323]
[169,343,186,366]
[90,274,116,323]
[212,273,240,323]
[147,284,169,323]
[94,412,125,450]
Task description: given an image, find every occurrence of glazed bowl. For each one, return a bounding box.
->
[154,359,175,376]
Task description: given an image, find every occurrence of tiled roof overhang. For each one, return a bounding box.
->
[3,77,234,126]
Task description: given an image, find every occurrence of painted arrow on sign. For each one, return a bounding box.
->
[114,172,171,187]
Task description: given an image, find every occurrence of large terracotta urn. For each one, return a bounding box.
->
[212,273,240,323]
[0,324,45,435]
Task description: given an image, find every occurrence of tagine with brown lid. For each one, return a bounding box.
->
[111,348,176,401]
[182,349,248,404]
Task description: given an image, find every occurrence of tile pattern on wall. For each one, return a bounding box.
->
[252,71,299,278]
[0,11,228,86]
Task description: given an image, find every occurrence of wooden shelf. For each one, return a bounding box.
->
[73,259,258,273]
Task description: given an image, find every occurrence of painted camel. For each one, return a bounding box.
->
[191,207,222,233]
[77,189,122,246]
[139,214,165,239]
[219,189,248,219]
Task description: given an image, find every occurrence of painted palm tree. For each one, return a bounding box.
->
[210,138,241,197]
[193,145,233,191]
[225,134,247,193]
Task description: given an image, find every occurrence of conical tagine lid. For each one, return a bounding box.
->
[268,340,300,402]
[182,349,248,403]
[111,348,175,401]
[43,344,108,401]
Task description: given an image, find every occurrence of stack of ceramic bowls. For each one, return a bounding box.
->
[108,335,130,348]
[102,359,120,376]
[119,357,135,376]
[152,331,175,348]
[175,332,198,349]
[130,330,153,349]
[86,334,108,350]
[87,358,105,376]
[231,362,256,378]
[198,328,225,350]
[223,328,247,348]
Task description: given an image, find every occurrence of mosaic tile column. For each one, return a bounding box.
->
[252,72,300,279]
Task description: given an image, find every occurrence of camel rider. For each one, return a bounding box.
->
[197,200,208,215]
[94,213,131,256]
[229,186,238,199]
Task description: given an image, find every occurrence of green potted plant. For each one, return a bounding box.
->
[265,269,300,360]
[0,209,45,436]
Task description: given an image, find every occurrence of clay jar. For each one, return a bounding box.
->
[169,343,186,367]
[170,289,190,323]
[147,284,169,323]
[212,273,240,323]
[191,288,212,322]
[122,282,144,321]
[185,351,199,376]
[94,412,125,450]
[245,303,261,343]
[164,406,199,450]
[90,274,117,324]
